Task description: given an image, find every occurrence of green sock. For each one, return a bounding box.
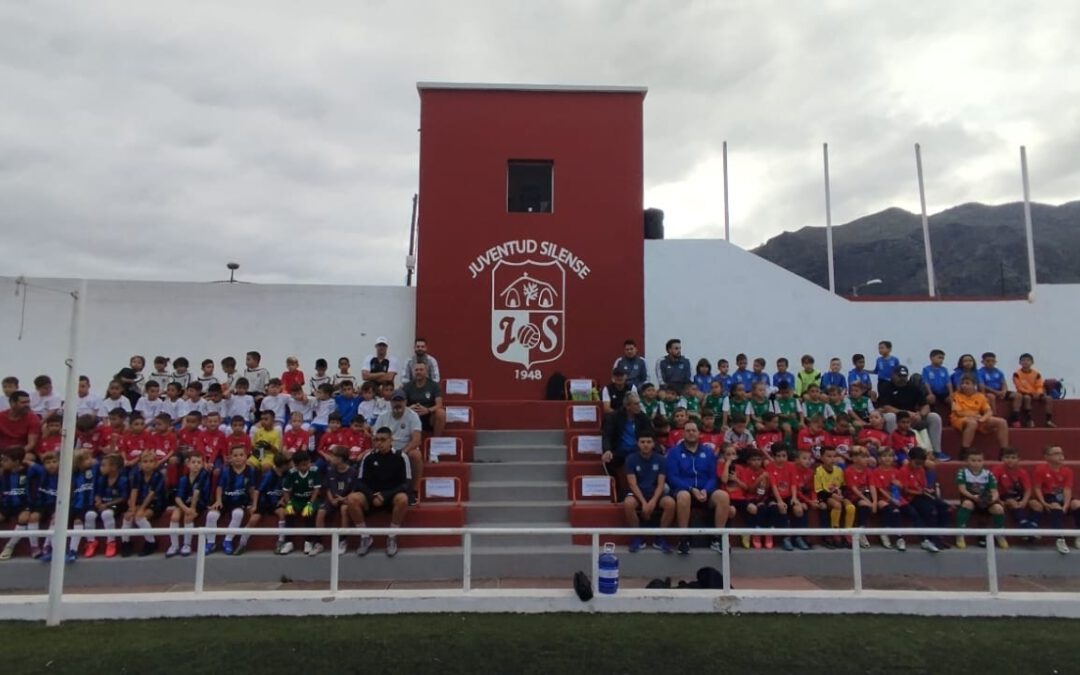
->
[993,513,1005,528]
[957,507,972,528]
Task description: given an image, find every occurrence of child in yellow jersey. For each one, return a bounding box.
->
[814,447,854,549]
[249,410,282,470]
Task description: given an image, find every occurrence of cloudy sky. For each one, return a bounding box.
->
[2,0,1077,285]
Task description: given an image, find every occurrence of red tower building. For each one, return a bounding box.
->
[415,83,647,400]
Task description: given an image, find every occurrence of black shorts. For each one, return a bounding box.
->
[362,489,406,511]
[418,414,434,433]
[256,503,281,517]
[322,498,349,514]
[221,500,250,513]
[33,505,56,519]
[99,503,128,517]
[0,506,28,520]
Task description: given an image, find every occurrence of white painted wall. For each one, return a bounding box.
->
[645,240,1073,388]
[0,278,416,393]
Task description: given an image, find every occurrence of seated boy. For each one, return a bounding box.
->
[977,352,1010,410]
[1030,446,1079,554]
[623,432,675,553]
[921,349,950,406]
[950,375,1009,458]
[316,446,355,556]
[953,450,1005,549]
[991,447,1034,529]
[280,450,322,556]
[1012,353,1054,428]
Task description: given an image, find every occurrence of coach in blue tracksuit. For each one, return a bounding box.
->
[666,422,731,555]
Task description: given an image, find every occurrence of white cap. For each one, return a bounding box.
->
[375,336,389,346]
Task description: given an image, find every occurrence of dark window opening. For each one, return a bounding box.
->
[507,160,553,213]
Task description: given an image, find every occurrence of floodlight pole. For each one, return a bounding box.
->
[823,143,836,294]
[915,143,937,297]
[46,279,86,626]
[722,141,731,242]
[1020,146,1037,300]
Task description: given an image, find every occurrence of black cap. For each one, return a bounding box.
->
[895,365,910,377]
[612,366,627,376]
[391,389,407,401]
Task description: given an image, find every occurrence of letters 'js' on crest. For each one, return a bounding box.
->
[490,260,564,368]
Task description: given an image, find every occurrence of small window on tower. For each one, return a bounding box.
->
[507,160,553,213]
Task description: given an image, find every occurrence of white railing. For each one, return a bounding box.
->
[3,526,1077,624]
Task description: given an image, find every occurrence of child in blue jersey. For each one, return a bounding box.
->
[873,341,900,394]
[209,446,258,555]
[123,450,166,557]
[248,453,290,554]
[773,358,795,395]
[692,359,713,396]
[316,446,355,556]
[0,448,45,560]
[166,453,218,557]
[821,358,846,394]
[948,354,979,399]
[731,354,753,394]
[68,450,99,561]
[750,358,771,390]
[848,354,873,399]
[33,452,61,562]
[977,352,1010,409]
[714,359,733,395]
[921,349,950,405]
[92,454,128,558]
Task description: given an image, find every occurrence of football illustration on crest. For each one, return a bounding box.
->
[491,259,565,368]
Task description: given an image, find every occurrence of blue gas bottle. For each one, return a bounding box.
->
[598,542,620,595]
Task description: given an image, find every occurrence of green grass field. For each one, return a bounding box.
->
[4,614,1079,673]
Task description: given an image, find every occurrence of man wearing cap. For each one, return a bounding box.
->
[402,362,445,435]
[601,367,637,415]
[374,390,423,505]
[362,338,400,387]
[878,366,949,461]
[613,339,649,390]
[401,338,441,385]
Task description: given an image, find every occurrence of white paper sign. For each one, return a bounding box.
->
[581,476,612,498]
[445,379,470,396]
[446,406,471,423]
[576,435,603,454]
[425,478,457,499]
[571,405,598,423]
[569,379,593,395]
[429,437,459,458]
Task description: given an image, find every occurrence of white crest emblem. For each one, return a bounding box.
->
[491,259,565,368]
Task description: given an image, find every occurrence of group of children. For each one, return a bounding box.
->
[0,352,417,562]
[621,343,1074,553]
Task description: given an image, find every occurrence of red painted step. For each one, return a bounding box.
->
[942,428,1079,459]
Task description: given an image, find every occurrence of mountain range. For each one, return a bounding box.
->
[752,201,1080,296]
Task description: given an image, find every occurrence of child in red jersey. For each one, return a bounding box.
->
[281,356,306,396]
[791,448,818,549]
[147,413,178,469]
[338,417,373,463]
[74,415,99,455]
[199,411,228,474]
[283,411,312,458]
[992,446,1034,529]
[796,415,829,462]
[857,410,890,464]
[95,409,128,457]
[899,447,948,552]
[1030,445,1079,554]
[717,444,743,523]
[754,413,784,458]
[317,413,346,464]
[767,444,800,550]
[828,414,856,465]
[843,446,876,549]
[665,409,689,449]
[698,411,723,450]
[873,448,910,550]
[889,411,918,465]
[119,414,152,472]
[38,414,63,456]
[735,450,769,549]
[225,416,253,459]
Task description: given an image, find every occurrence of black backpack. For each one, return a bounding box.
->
[677,566,728,589]
[546,372,568,401]
[573,570,593,601]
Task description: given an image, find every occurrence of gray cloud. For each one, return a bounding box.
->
[1,0,1077,284]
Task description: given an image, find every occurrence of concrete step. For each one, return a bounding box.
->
[472,444,566,462]
[470,481,567,502]
[466,501,570,524]
[475,430,567,446]
[5,546,1077,591]
[470,522,573,546]
[470,461,566,482]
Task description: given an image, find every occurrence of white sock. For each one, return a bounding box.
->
[169,527,180,548]
[183,522,194,547]
[27,522,40,549]
[225,508,243,543]
[101,510,116,541]
[277,519,286,543]
[205,510,221,544]
[71,523,84,552]
[6,524,25,549]
[85,511,98,533]
[136,517,154,543]
[121,518,132,543]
